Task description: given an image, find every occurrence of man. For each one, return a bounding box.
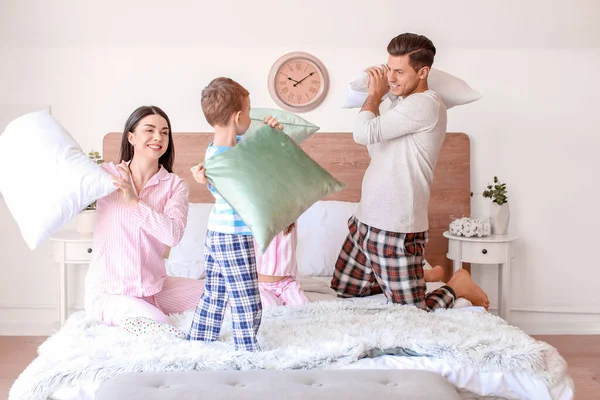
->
[331,33,489,310]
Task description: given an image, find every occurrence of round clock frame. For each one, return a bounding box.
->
[267,51,329,113]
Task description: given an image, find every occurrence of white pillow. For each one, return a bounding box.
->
[342,87,372,109]
[165,203,214,279]
[0,111,116,250]
[297,200,358,276]
[342,68,481,110]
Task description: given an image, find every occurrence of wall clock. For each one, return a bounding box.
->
[267,52,329,113]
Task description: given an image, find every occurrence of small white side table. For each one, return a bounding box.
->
[443,231,518,322]
[49,230,94,327]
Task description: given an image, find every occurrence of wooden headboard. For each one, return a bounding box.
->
[103,132,470,280]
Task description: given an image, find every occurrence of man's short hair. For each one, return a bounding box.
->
[387,33,436,72]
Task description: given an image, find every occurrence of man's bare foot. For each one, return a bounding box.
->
[424,265,444,282]
[447,269,490,309]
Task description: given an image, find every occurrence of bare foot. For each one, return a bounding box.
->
[424,265,444,282]
[447,269,490,309]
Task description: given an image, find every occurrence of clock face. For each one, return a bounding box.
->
[268,52,329,112]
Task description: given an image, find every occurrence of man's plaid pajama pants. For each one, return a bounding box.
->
[331,216,455,311]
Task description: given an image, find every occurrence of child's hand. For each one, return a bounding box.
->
[191,163,208,185]
[283,222,296,235]
[262,116,284,131]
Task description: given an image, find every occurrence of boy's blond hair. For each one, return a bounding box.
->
[201,77,249,127]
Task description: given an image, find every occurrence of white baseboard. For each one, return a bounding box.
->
[0,320,59,336]
[0,304,83,336]
[1,304,599,336]
[504,307,600,335]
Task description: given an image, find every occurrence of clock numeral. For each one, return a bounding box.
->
[305,64,309,71]
[296,61,301,70]
[309,87,317,94]
[281,87,289,94]
[287,64,293,72]
[296,95,302,102]
[305,93,310,99]
[288,93,294,101]
[279,81,287,85]
[311,80,320,85]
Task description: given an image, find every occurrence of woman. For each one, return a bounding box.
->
[84,105,204,326]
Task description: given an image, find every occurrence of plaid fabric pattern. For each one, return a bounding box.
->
[187,230,262,351]
[331,216,455,311]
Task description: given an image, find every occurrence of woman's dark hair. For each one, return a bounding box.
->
[119,105,174,173]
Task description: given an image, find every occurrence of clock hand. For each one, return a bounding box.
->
[293,72,315,87]
[287,77,300,83]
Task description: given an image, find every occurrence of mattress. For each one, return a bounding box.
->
[44,277,574,400]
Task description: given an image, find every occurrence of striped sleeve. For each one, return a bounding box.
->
[205,146,222,194]
[130,179,190,247]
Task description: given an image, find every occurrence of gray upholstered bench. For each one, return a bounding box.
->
[96,369,463,399]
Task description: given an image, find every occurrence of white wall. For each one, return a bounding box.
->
[1,0,599,335]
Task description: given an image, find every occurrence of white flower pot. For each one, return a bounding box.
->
[490,202,510,235]
[76,210,96,234]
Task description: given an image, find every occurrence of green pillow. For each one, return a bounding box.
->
[203,126,346,252]
[248,108,319,144]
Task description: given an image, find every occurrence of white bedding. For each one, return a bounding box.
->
[40,276,574,400]
[304,278,575,400]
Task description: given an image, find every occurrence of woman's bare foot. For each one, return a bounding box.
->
[447,269,490,309]
[424,265,444,282]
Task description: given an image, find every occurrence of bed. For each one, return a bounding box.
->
[9,132,574,400]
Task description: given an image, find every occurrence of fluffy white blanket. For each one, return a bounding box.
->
[9,300,566,400]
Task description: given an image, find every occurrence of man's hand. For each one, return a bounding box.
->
[191,163,208,185]
[360,65,390,115]
[366,65,390,98]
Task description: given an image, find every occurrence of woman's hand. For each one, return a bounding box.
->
[191,163,208,185]
[112,161,139,209]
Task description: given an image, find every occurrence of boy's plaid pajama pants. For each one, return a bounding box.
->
[331,216,455,311]
[187,230,262,352]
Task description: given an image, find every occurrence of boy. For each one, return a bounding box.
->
[188,77,281,351]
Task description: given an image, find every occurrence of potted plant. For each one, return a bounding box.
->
[76,150,104,234]
[473,176,509,235]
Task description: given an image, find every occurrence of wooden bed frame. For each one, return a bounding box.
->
[103,132,470,280]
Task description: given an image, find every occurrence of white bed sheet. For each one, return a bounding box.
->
[341,355,574,400]
[49,276,574,400]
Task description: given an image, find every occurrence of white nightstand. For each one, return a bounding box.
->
[443,231,518,323]
[49,230,94,327]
